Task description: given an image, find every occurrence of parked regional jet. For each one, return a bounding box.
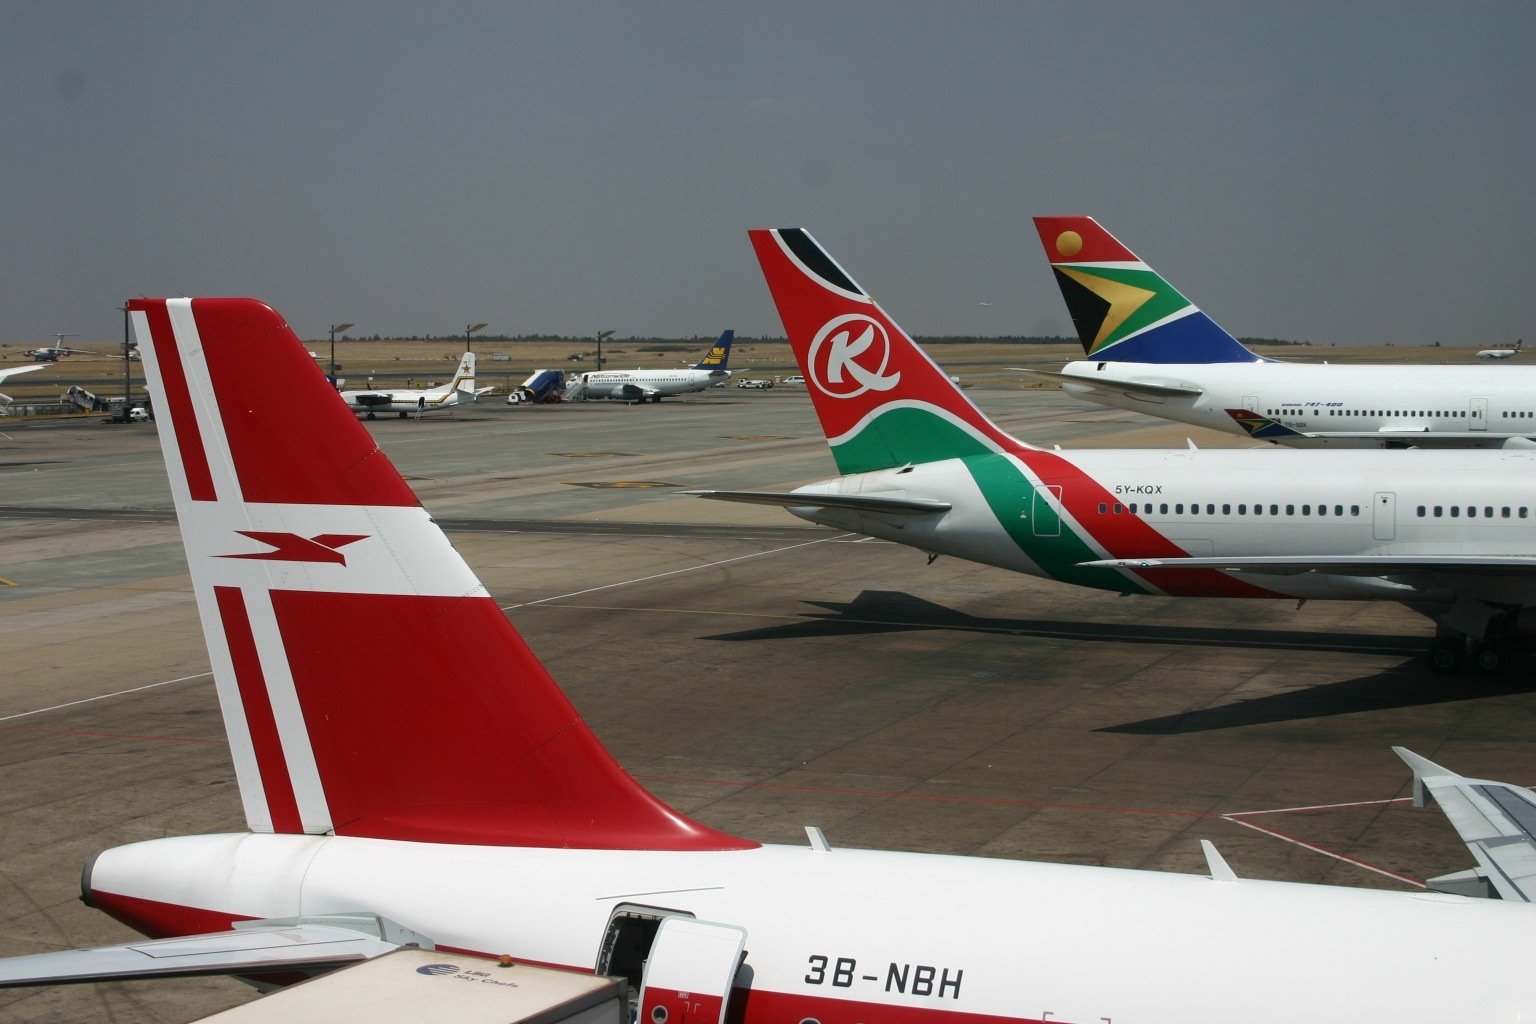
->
[338,352,487,419]
[0,296,1533,1024]
[571,330,734,402]
[1478,338,1524,360]
[692,229,1536,672]
[0,364,46,408]
[1026,217,1536,449]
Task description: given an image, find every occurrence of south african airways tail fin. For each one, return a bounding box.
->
[129,297,752,852]
[1032,217,1261,365]
[750,228,1032,475]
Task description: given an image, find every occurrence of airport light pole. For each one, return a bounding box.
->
[328,323,354,379]
[120,304,131,419]
[596,329,615,370]
[465,322,488,353]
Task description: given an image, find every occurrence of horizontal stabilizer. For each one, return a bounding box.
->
[684,489,952,514]
[0,914,424,986]
[1078,554,1536,577]
[1016,368,1203,399]
[1394,747,1536,902]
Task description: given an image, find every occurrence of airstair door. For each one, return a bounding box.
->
[637,918,746,1024]
[1470,398,1488,431]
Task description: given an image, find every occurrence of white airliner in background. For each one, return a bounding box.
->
[0,364,46,409]
[0,296,1532,1024]
[691,229,1536,672]
[338,351,487,419]
[1479,338,1524,360]
[1025,217,1536,449]
[571,330,734,402]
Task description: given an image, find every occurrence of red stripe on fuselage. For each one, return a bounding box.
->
[135,300,216,501]
[1020,450,1278,598]
[216,586,305,833]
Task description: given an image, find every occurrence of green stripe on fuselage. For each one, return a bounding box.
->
[828,407,1152,594]
[962,451,1153,594]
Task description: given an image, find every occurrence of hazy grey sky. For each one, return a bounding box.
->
[3,2,1532,348]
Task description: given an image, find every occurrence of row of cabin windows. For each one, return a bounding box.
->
[1416,505,1530,519]
[1098,502,1363,517]
[1267,409,1471,418]
[1501,411,1536,419]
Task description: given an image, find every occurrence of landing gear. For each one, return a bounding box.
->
[1426,635,1512,675]
[365,411,376,420]
[1427,638,1463,673]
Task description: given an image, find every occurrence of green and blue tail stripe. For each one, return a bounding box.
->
[1033,216,1262,365]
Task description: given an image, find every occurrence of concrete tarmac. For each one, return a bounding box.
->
[2,387,1531,1022]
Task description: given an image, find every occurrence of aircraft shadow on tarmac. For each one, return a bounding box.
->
[702,590,1536,732]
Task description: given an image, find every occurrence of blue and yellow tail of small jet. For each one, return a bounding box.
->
[693,330,734,370]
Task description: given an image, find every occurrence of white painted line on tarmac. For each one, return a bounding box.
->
[0,672,211,724]
[503,534,853,610]
[1223,796,1409,818]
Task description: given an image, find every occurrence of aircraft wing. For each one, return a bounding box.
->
[1014,368,1203,399]
[1077,554,1536,576]
[0,914,423,987]
[0,364,47,385]
[619,382,659,400]
[1395,747,1536,902]
[684,489,952,514]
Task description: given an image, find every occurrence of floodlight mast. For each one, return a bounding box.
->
[328,323,354,379]
[466,322,488,352]
[596,329,616,370]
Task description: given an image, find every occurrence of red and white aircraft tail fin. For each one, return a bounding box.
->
[749,228,1033,476]
[130,298,753,851]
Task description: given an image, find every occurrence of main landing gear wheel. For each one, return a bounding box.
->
[365,411,376,420]
[1427,639,1463,673]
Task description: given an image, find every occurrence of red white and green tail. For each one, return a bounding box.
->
[750,228,1032,474]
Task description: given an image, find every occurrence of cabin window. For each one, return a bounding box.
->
[1098,502,1107,514]
[1469,507,1479,518]
[1434,506,1443,517]
[1351,505,1361,516]
[1502,507,1511,518]
[1451,507,1461,517]
[1113,503,1123,514]
[1485,507,1494,518]
[1416,505,1426,517]
[1206,503,1215,514]
[1522,508,1530,518]
[1160,503,1168,514]
[1270,504,1279,515]
[1223,503,1231,515]
[1238,504,1247,514]
[1302,505,1311,516]
[1175,503,1184,514]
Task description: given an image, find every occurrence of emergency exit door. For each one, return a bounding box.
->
[638,918,747,1024]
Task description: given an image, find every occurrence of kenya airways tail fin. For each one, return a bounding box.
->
[130,298,752,852]
[750,228,1031,475]
[1032,217,1259,364]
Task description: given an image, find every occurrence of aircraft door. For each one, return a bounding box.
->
[1372,491,1396,541]
[1470,398,1488,431]
[1032,485,1063,537]
[638,918,747,1024]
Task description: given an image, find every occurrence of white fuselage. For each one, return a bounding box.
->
[579,367,728,400]
[788,447,1536,604]
[1060,359,1536,447]
[89,832,1536,1023]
